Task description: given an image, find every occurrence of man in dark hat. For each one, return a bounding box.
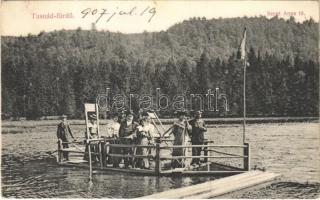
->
[117,110,126,124]
[189,110,207,165]
[57,115,75,161]
[118,112,138,168]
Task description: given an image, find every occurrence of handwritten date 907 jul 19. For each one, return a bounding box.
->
[81,6,157,24]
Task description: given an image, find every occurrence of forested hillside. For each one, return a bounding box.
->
[1,16,318,119]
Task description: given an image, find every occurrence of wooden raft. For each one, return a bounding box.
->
[139,170,280,199]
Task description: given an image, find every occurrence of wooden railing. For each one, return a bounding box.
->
[57,138,250,175]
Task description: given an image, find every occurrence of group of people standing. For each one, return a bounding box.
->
[106,111,157,169]
[56,110,207,169]
[167,110,207,168]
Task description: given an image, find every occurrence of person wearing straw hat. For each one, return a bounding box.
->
[189,110,207,166]
[105,112,121,166]
[106,113,121,138]
[57,115,75,161]
[88,113,98,139]
[135,114,157,169]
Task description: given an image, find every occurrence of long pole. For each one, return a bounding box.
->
[85,105,92,183]
[243,59,247,144]
[88,141,93,182]
[183,121,188,168]
[96,104,103,169]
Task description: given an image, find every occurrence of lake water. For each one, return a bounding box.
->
[1,122,319,198]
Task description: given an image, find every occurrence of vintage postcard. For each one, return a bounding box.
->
[1,0,319,198]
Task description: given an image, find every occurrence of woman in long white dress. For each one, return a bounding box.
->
[170,111,192,168]
[135,116,157,169]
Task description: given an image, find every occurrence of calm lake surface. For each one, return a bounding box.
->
[1,121,319,198]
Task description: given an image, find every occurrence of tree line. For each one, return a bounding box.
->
[1,16,318,119]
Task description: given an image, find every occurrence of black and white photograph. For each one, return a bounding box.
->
[1,0,319,198]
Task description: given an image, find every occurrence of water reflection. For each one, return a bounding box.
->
[2,154,216,198]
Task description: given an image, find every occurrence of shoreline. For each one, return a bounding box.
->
[1,117,318,128]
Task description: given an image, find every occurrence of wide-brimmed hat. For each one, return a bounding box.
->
[126,114,134,118]
[61,114,67,119]
[194,110,203,116]
[141,115,151,120]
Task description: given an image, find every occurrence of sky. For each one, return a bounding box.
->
[0,1,319,36]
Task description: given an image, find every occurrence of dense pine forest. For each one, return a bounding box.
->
[1,16,319,119]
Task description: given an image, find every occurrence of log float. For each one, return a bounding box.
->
[139,170,280,199]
